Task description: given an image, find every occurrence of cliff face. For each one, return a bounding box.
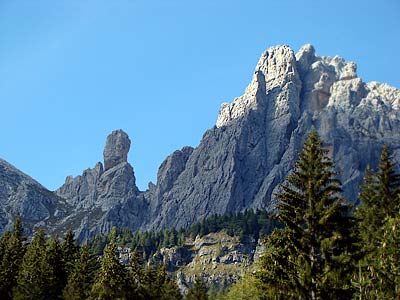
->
[1,44,399,239]
[146,44,400,230]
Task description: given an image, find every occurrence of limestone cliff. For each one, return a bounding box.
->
[146,44,400,230]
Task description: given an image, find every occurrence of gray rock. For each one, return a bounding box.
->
[55,129,143,241]
[0,159,70,235]
[103,130,131,171]
[145,44,400,230]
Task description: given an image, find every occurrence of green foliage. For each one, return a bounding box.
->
[44,235,67,299]
[13,228,48,300]
[0,218,26,300]
[63,245,99,300]
[160,279,183,300]
[62,229,79,277]
[257,131,355,300]
[354,145,400,299]
[221,274,263,300]
[89,228,128,300]
[186,277,208,300]
[88,209,278,262]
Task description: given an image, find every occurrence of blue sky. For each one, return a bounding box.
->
[0,0,399,191]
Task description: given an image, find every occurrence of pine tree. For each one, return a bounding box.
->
[0,218,26,300]
[257,130,354,300]
[376,145,400,215]
[89,227,128,300]
[222,274,263,300]
[160,278,182,300]
[125,249,147,300]
[62,229,79,277]
[63,244,99,300]
[44,235,68,299]
[186,277,208,300]
[13,228,47,300]
[0,230,12,262]
[355,145,400,299]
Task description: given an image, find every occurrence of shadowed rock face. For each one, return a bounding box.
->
[1,44,399,239]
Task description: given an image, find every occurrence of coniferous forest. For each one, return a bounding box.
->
[0,131,399,300]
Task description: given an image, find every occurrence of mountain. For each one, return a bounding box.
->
[0,159,69,234]
[1,44,399,239]
[143,44,400,230]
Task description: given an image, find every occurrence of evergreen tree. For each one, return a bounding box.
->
[257,130,354,300]
[90,227,128,300]
[222,274,263,300]
[13,228,47,300]
[43,235,67,299]
[186,277,208,300]
[125,249,146,300]
[0,218,26,300]
[160,278,183,300]
[0,230,12,262]
[63,244,99,300]
[62,229,79,277]
[355,146,400,299]
[376,145,400,215]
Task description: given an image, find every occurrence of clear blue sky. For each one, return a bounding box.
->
[1,0,399,191]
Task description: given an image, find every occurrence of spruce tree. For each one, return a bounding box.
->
[125,249,147,300]
[0,218,26,300]
[44,235,67,299]
[355,145,400,299]
[62,229,79,277]
[160,278,183,300]
[186,277,208,300]
[13,228,47,300]
[63,244,99,300]
[376,145,400,216]
[257,130,354,300]
[89,227,128,300]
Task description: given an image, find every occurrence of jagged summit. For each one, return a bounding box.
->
[217,43,399,130]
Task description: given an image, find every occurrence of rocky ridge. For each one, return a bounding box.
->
[117,231,264,293]
[0,159,69,234]
[0,44,399,240]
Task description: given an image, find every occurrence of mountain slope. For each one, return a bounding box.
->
[0,159,70,234]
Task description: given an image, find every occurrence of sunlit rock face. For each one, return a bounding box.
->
[146,44,400,230]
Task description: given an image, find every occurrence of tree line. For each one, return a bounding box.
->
[89,209,279,261]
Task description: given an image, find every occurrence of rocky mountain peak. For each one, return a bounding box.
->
[103,129,131,171]
[216,45,301,128]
